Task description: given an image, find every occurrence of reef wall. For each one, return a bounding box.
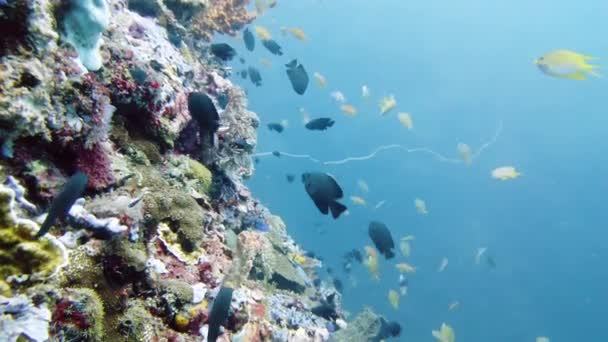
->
[0,0,345,341]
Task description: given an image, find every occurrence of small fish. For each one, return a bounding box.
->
[254,26,272,40]
[475,247,487,265]
[239,57,246,64]
[398,274,408,295]
[311,293,339,321]
[272,151,281,157]
[239,69,248,79]
[330,91,346,103]
[486,255,496,269]
[368,221,395,259]
[448,301,459,311]
[281,26,308,41]
[350,196,366,206]
[491,166,521,180]
[395,262,416,273]
[188,92,220,146]
[305,118,334,131]
[210,43,236,61]
[285,59,309,95]
[344,249,363,264]
[207,286,234,342]
[286,174,295,183]
[388,289,400,310]
[457,142,472,165]
[374,318,402,341]
[260,58,272,68]
[397,112,413,129]
[432,323,455,342]
[248,66,262,86]
[364,246,380,280]
[374,200,386,210]
[361,85,370,99]
[535,50,600,80]
[299,107,311,124]
[438,257,449,272]
[357,179,369,193]
[36,172,88,238]
[267,122,285,133]
[340,104,357,117]
[262,39,283,55]
[414,198,428,214]
[313,72,327,88]
[536,337,550,342]
[243,28,255,51]
[333,278,343,293]
[379,94,397,116]
[302,172,347,219]
[399,239,411,258]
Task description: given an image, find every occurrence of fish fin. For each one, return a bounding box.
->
[587,65,602,78]
[329,201,347,219]
[566,72,587,80]
[386,250,395,259]
[35,219,52,239]
[583,54,598,60]
[312,197,329,215]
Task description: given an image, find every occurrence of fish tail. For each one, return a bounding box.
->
[329,201,347,219]
[587,65,603,78]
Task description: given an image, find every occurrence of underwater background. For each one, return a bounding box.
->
[239,0,608,341]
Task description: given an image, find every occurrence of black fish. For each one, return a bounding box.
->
[333,278,343,293]
[188,92,220,146]
[239,57,246,64]
[305,118,334,131]
[248,66,262,86]
[207,286,234,342]
[368,221,395,259]
[210,43,237,61]
[243,27,255,51]
[262,39,283,55]
[312,278,321,288]
[372,318,402,341]
[302,172,347,219]
[36,172,88,238]
[311,293,338,321]
[240,69,248,79]
[267,122,284,133]
[272,151,281,157]
[285,59,309,95]
[286,174,295,183]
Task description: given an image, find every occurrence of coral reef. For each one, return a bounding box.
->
[191,0,256,41]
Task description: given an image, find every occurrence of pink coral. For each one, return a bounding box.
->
[72,142,115,190]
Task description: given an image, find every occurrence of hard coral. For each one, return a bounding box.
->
[191,0,256,41]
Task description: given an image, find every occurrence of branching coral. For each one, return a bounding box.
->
[191,0,256,41]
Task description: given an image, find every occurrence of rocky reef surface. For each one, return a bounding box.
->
[0,0,359,341]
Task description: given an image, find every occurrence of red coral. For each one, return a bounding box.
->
[52,299,91,331]
[73,142,115,190]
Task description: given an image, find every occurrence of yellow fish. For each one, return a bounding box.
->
[340,104,357,116]
[535,50,600,80]
[254,26,272,41]
[364,246,380,281]
[313,72,327,88]
[448,301,459,311]
[432,323,455,342]
[357,179,369,193]
[397,112,413,130]
[379,94,397,116]
[291,253,306,265]
[457,142,472,165]
[350,196,367,206]
[260,58,272,68]
[414,198,428,214]
[399,240,411,258]
[491,166,521,180]
[536,337,550,342]
[395,262,416,273]
[388,290,400,310]
[281,27,308,41]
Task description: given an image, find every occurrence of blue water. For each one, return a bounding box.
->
[227,0,608,340]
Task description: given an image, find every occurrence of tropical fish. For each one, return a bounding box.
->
[399,239,411,258]
[305,117,334,131]
[379,94,397,116]
[299,107,311,124]
[395,262,416,273]
[350,196,366,206]
[457,142,472,165]
[432,323,455,342]
[362,85,370,98]
[239,69,248,79]
[414,198,428,214]
[330,91,346,103]
[368,221,395,259]
[313,72,327,88]
[311,293,339,320]
[243,27,255,51]
[285,59,309,95]
[344,249,363,264]
[248,66,262,86]
[491,166,520,180]
[281,26,308,41]
[286,174,295,183]
[340,104,357,116]
[475,247,487,265]
[301,172,347,219]
[535,49,600,80]
[364,246,380,280]
[399,274,408,295]
[438,257,449,272]
[254,26,272,40]
[357,179,369,193]
[207,286,234,342]
[267,122,285,133]
[448,301,459,311]
[397,112,413,129]
[374,319,402,341]
[262,39,283,55]
[36,172,88,238]
[188,92,220,146]
[388,289,400,310]
[210,43,236,61]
